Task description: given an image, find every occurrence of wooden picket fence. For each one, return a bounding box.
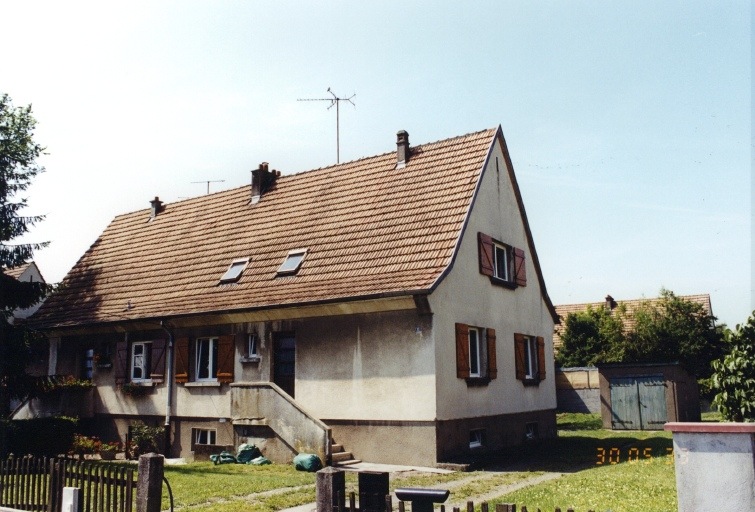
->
[0,456,136,512]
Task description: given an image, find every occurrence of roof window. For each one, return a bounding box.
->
[277,248,307,276]
[219,258,249,283]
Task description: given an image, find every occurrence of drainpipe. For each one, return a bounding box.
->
[160,320,175,457]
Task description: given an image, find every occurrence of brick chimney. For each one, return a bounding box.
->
[149,196,164,218]
[251,162,279,204]
[605,295,617,311]
[396,130,410,168]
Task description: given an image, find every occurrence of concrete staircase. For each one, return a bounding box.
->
[331,441,361,466]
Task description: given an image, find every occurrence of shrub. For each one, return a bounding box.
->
[1,416,78,457]
[711,312,755,421]
[128,423,164,458]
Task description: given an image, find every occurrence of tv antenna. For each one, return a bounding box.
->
[298,88,355,163]
[191,180,225,195]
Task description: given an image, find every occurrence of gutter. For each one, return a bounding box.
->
[160,320,175,457]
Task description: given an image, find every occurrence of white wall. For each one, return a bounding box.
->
[430,137,557,420]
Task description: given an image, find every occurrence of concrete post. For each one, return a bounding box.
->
[136,453,164,512]
[62,487,82,512]
[316,467,345,512]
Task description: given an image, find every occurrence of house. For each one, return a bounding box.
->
[5,261,47,325]
[553,294,713,352]
[31,127,559,466]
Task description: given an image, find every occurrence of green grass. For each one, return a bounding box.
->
[157,414,678,512]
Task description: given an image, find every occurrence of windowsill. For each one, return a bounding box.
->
[522,378,541,387]
[489,276,517,289]
[129,380,155,387]
[184,381,221,388]
[465,377,491,387]
[240,356,261,363]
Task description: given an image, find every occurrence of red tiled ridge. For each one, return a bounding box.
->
[553,294,713,348]
[35,128,497,329]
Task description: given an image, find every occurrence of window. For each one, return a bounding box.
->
[277,248,307,275]
[131,341,152,381]
[193,428,217,446]
[114,338,166,385]
[196,337,219,381]
[469,429,486,449]
[469,327,481,377]
[478,232,526,288]
[174,335,235,384]
[514,333,546,384]
[455,323,497,384]
[219,258,249,283]
[247,333,258,358]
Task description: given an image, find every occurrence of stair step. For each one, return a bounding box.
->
[331,444,344,453]
[331,451,356,463]
[335,459,362,466]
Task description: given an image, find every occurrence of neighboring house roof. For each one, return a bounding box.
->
[553,294,713,349]
[35,127,557,330]
[4,261,47,323]
[5,261,35,280]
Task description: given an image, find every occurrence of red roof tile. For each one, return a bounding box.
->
[36,129,498,329]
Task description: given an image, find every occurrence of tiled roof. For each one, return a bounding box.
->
[35,128,499,329]
[553,294,713,348]
[5,262,32,280]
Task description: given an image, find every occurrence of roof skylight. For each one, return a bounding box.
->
[277,248,307,275]
[219,258,249,283]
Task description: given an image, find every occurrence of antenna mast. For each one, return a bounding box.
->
[298,88,355,163]
[191,180,225,195]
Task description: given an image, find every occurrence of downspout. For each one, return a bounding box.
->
[160,320,175,457]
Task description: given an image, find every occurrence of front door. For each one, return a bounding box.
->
[273,333,296,398]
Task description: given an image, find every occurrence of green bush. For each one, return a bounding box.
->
[711,312,755,421]
[1,417,78,457]
[128,422,165,458]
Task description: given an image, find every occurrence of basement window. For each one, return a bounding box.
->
[219,258,249,283]
[469,429,486,449]
[192,428,217,448]
[277,248,307,275]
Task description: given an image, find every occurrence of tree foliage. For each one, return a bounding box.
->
[711,312,755,422]
[555,305,626,367]
[557,289,723,377]
[0,93,50,417]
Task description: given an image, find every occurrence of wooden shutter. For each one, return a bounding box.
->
[486,328,497,379]
[455,323,470,379]
[150,338,166,382]
[174,337,190,383]
[514,248,526,287]
[216,335,235,384]
[537,336,546,380]
[478,233,494,277]
[115,339,128,385]
[514,333,526,381]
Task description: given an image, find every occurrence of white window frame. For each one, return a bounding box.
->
[493,243,512,281]
[524,336,538,380]
[277,248,307,275]
[247,333,259,358]
[130,341,152,382]
[219,258,249,283]
[469,429,485,449]
[195,337,219,382]
[468,327,482,378]
[194,428,217,446]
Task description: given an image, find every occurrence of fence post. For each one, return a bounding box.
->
[136,453,164,512]
[61,487,82,512]
[316,467,345,512]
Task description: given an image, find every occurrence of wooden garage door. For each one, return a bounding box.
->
[609,375,667,430]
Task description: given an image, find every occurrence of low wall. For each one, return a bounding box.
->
[665,422,755,511]
[555,368,599,413]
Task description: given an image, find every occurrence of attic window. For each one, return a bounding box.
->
[277,248,307,275]
[219,258,249,283]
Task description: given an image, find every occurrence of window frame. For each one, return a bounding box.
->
[455,323,497,385]
[195,337,219,382]
[219,258,249,284]
[468,327,482,378]
[478,232,526,289]
[469,429,486,449]
[130,341,152,382]
[493,242,513,283]
[514,333,546,385]
[192,428,217,447]
[277,248,307,275]
[524,335,538,380]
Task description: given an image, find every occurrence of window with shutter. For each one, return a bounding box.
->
[478,232,525,289]
[456,323,497,385]
[150,339,166,382]
[115,339,128,385]
[515,333,544,385]
[216,335,235,383]
[175,337,190,383]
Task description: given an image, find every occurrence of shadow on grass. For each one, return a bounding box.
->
[480,434,673,474]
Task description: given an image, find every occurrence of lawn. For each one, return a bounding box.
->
[159,413,679,512]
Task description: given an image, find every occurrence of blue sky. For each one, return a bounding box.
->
[3,1,751,327]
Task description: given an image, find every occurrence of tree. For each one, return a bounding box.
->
[0,93,50,417]
[624,289,724,377]
[711,313,755,421]
[556,305,626,367]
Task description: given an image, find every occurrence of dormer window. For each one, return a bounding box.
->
[277,248,307,275]
[219,258,249,283]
